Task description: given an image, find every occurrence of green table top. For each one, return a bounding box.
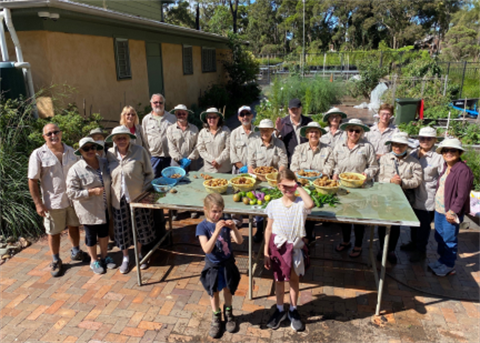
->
[131,171,420,227]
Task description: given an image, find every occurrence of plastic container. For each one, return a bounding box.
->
[230,176,256,192]
[295,169,323,181]
[395,98,421,125]
[161,166,186,182]
[265,172,278,187]
[203,179,229,194]
[152,177,177,193]
[339,173,366,188]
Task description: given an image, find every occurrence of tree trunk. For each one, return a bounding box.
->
[229,0,239,34]
[196,2,200,30]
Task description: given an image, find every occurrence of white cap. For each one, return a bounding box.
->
[256,119,275,129]
[418,126,437,138]
[238,105,252,115]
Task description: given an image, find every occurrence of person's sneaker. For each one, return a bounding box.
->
[102,256,117,270]
[223,305,236,333]
[432,263,456,277]
[409,251,426,263]
[50,259,63,277]
[288,309,305,332]
[209,311,222,338]
[190,212,199,219]
[267,308,287,330]
[71,249,91,263]
[90,261,105,275]
[428,260,443,271]
[400,241,416,252]
[119,260,130,274]
[107,242,116,251]
[140,259,150,270]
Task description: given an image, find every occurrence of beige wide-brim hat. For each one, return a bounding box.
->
[339,118,370,132]
[170,104,193,115]
[200,107,223,123]
[418,126,444,141]
[322,107,347,123]
[88,128,108,138]
[435,138,465,154]
[74,137,104,156]
[385,132,410,146]
[105,125,137,143]
[300,121,327,138]
[254,119,275,131]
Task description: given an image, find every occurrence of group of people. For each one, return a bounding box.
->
[28,93,474,338]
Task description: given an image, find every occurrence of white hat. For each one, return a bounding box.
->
[300,121,327,137]
[105,125,137,143]
[418,127,437,138]
[170,104,193,115]
[255,119,275,131]
[88,128,108,138]
[385,132,410,145]
[322,107,347,123]
[74,137,104,156]
[435,138,465,154]
[238,105,252,115]
[200,107,223,122]
[339,118,370,132]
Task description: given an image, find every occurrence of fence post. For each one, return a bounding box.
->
[459,61,467,98]
[443,74,448,96]
[391,74,397,107]
[421,75,426,98]
[267,55,270,84]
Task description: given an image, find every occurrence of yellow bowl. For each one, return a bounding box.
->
[203,178,229,194]
[339,172,366,188]
[312,179,340,194]
[265,172,278,187]
[229,176,256,192]
[254,167,278,182]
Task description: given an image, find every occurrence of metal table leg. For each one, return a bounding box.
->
[369,225,379,287]
[375,225,390,315]
[131,206,142,286]
[248,214,253,300]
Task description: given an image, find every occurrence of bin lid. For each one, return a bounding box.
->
[0,62,16,68]
[395,98,421,103]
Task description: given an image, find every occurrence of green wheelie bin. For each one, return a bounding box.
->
[394,98,421,125]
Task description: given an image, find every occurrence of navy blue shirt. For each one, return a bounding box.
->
[196,219,232,264]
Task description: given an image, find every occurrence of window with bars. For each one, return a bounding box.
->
[202,47,216,73]
[114,38,132,80]
[183,45,193,75]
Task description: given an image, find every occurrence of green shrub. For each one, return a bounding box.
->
[463,148,480,191]
[348,57,389,99]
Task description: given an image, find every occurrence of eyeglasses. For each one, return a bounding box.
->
[176,112,188,116]
[239,112,251,117]
[419,137,434,141]
[348,129,361,134]
[81,145,97,153]
[442,148,458,154]
[207,116,218,120]
[126,112,136,117]
[44,130,61,137]
[152,101,163,105]
[379,112,392,117]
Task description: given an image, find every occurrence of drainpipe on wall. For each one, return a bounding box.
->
[0,11,10,61]
[2,8,38,118]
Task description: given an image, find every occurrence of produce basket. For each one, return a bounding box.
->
[254,166,278,182]
[151,177,177,193]
[230,176,256,192]
[339,172,366,188]
[162,166,186,182]
[203,178,229,194]
[265,172,278,187]
[295,169,322,181]
[312,178,340,194]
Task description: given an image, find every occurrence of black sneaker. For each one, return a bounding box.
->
[409,251,426,263]
[400,241,415,252]
[267,308,287,330]
[71,249,90,263]
[288,309,305,332]
[209,311,222,338]
[50,259,63,277]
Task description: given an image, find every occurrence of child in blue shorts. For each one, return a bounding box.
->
[196,193,244,339]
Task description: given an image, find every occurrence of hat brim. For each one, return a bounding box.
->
[254,126,275,132]
[322,111,347,123]
[412,135,444,142]
[105,132,137,143]
[300,126,327,138]
[339,122,370,132]
[385,140,409,146]
[171,108,193,115]
[74,142,104,156]
[435,145,465,154]
[88,132,108,138]
[200,111,223,123]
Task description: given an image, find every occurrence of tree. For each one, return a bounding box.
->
[442,25,480,61]
[164,1,196,29]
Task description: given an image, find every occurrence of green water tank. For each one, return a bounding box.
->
[0,62,27,100]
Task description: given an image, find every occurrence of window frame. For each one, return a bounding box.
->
[201,47,217,73]
[114,38,132,80]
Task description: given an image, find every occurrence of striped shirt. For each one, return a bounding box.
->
[265,198,310,242]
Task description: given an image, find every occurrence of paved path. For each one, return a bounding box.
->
[1,213,479,342]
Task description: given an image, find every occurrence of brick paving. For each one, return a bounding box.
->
[1,212,479,343]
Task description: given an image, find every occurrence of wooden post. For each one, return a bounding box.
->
[391,74,397,107]
[421,75,427,98]
[459,61,467,98]
[443,74,448,96]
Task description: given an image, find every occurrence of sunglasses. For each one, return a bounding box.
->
[279,183,296,190]
[239,112,251,117]
[176,112,188,116]
[207,116,219,120]
[419,137,434,141]
[44,130,61,137]
[152,101,163,105]
[348,129,361,134]
[442,148,458,154]
[81,145,97,153]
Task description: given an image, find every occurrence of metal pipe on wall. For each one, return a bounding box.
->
[0,11,10,61]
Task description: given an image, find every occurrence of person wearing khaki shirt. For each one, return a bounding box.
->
[106,126,155,274]
[197,107,232,173]
[377,132,423,264]
[142,94,176,178]
[230,105,258,174]
[291,122,334,178]
[67,138,116,275]
[28,123,87,277]
[364,104,399,159]
[333,119,379,259]
[167,105,199,169]
[320,107,347,148]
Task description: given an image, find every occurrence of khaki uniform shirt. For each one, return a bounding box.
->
[66,157,111,225]
[247,136,288,170]
[410,149,444,211]
[141,111,176,157]
[197,126,232,173]
[229,125,258,166]
[28,143,79,210]
[332,139,379,180]
[167,123,199,162]
[364,123,399,156]
[129,124,149,152]
[290,142,335,177]
[107,144,153,209]
[320,127,346,148]
[378,153,423,189]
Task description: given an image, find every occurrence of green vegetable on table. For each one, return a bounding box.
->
[311,191,341,208]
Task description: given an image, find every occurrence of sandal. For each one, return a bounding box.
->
[335,242,352,252]
[349,247,362,258]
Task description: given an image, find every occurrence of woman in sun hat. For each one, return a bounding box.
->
[197,107,232,173]
[332,118,379,258]
[67,137,116,275]
[88,128,108,158]
[377,132,423,264]
[106,126,155,274]
[401,127,444,262]
[429,138,473,277]
[119,106,148,151]
[320,107,347,147]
